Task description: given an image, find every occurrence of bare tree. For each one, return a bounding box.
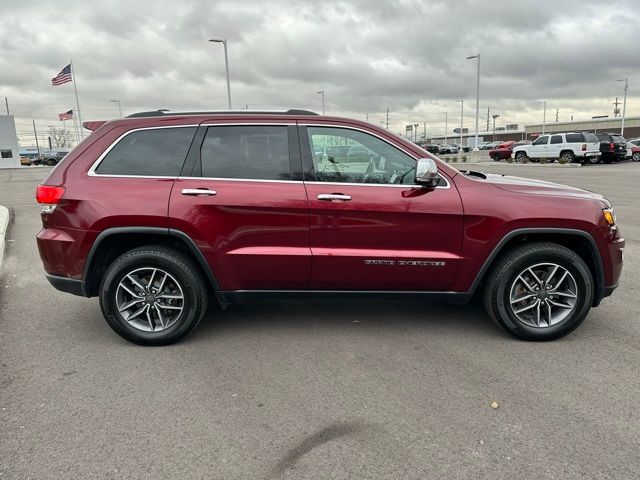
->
[48,127,74,148]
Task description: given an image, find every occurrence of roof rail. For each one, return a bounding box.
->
[126,109,318,118]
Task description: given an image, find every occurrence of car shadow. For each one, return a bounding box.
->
[188,295,507,343]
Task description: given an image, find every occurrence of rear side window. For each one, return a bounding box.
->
[95,127,196,176]
[200,125,290,180]
[565,133,583,143]
[613,135,626,143]
[550,135,562,144]
[583,133,598,143]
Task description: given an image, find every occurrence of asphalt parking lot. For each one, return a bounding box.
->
[1,164,639,479]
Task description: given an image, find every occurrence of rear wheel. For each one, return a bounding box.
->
[633,152,640,162]
[483,242,593,341]
[587,156,601,164]
[99,246,208,345]
[560,151,574,163]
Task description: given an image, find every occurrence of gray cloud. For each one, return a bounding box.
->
[1,0,639,143]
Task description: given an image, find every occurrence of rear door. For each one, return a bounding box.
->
[300,124,463,291]
[169,122,311,291]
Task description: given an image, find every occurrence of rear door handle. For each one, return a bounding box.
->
[181,188,217,196]
[317,193,351,202]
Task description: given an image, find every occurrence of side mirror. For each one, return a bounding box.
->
[415,158,439,187]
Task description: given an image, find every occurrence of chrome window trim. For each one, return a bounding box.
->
[300,123,450,189]
[180,176,303,184]
[87,124,199,177]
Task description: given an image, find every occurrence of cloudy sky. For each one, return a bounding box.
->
[1,0,639,145]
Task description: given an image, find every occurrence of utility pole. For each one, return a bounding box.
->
[555,108,559,122]
[33,120,41,157]
[385,107,389,129]
[423,122,426,140]
[457,100,464,149]
[486,107,490,132]
[414,123,419,142]
[613,97,620,117]
[4,97,8,115]
[317,90,325,115]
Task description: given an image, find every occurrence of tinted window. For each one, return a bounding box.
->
[307,127,417,184]
[583,133,598,143]
[596,134,609,141]
[95,127,196,176]
[612,135,626,143]
[1,149,12,158]
[550,135,562,144]
[532,136,548,145]
[565,133,584,143]
[200,126,290,180]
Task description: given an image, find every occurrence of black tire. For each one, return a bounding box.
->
[587,156,601,165]
[560,151,574,163]
[633,152,640,162]
[492,155,501,162]
[515,151,528,163]
[483,242,594,341]
[99,246,208,345]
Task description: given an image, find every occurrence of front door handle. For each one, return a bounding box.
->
[181,188,217,196]
[317,193,351,202]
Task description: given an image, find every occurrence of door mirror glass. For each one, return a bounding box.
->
[415,158,439,186]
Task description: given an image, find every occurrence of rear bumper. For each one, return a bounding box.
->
[45,273,87,297]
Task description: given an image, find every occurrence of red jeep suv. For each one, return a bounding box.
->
[36,110,624,345]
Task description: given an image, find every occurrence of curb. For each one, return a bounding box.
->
[0,205,8,271]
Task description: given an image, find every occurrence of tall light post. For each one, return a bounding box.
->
[617,78,628,136]
[456,99,464,148]
[492,113,500,140]
[414,123,419,142]
[444,111,448,145]
[317,90,325,114]
[539,100,547,134]
[109,99,122,117]
[209,39,232,109]
[467,54,480,149]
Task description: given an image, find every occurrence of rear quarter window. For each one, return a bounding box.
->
[565,133,583,143]
[94,127,197,176]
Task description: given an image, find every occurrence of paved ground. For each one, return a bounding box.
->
[0,164,639,479]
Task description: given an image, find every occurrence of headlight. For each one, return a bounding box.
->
[603,207,616,226]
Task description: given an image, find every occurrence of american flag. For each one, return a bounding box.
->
[51,64,72,86]
[58,109,73,121]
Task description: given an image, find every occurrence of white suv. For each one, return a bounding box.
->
[512,132,601,164]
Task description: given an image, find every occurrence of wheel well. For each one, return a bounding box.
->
[560,150,574,156]
[83,232,214,297]
[476,232,601,295]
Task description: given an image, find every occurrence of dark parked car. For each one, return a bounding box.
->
[34,151,69,166]
[36,109,624,345]
[596,133,627,163]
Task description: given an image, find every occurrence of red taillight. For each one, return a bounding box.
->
[36,185,65,204]
[581,144,587,151]
[609,143,615,151]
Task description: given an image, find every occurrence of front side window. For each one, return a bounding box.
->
[550,135,562,144]
[307,127,416,184]
[95,127,196,176]
[532,136,549,146]
[200,126,290,180]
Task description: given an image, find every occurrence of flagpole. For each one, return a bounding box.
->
[70,60,84,140]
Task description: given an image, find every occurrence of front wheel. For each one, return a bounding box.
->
[515,152,528,163]
[483,242,593,341]
[633,152,640,162]
[99,246,208,345]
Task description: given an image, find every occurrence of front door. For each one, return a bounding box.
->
[530,135,549,158]
[169,123,311,291]
[300,125,464,291]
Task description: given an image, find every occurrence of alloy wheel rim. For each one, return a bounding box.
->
[509,262,578,328]
[115,267,185,332]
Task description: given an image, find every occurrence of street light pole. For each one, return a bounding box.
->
[209,39,232,109]
[444,111,448,145]
[317,90,325,115]
[617,78,628,136]
[109,99,122,117]
[457,100,464,148]
[538,100,547,134]
[467,54,480,149]
[492,114,500,141]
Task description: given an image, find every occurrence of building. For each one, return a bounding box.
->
[0,115,20,168]
[428,115,640,146]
